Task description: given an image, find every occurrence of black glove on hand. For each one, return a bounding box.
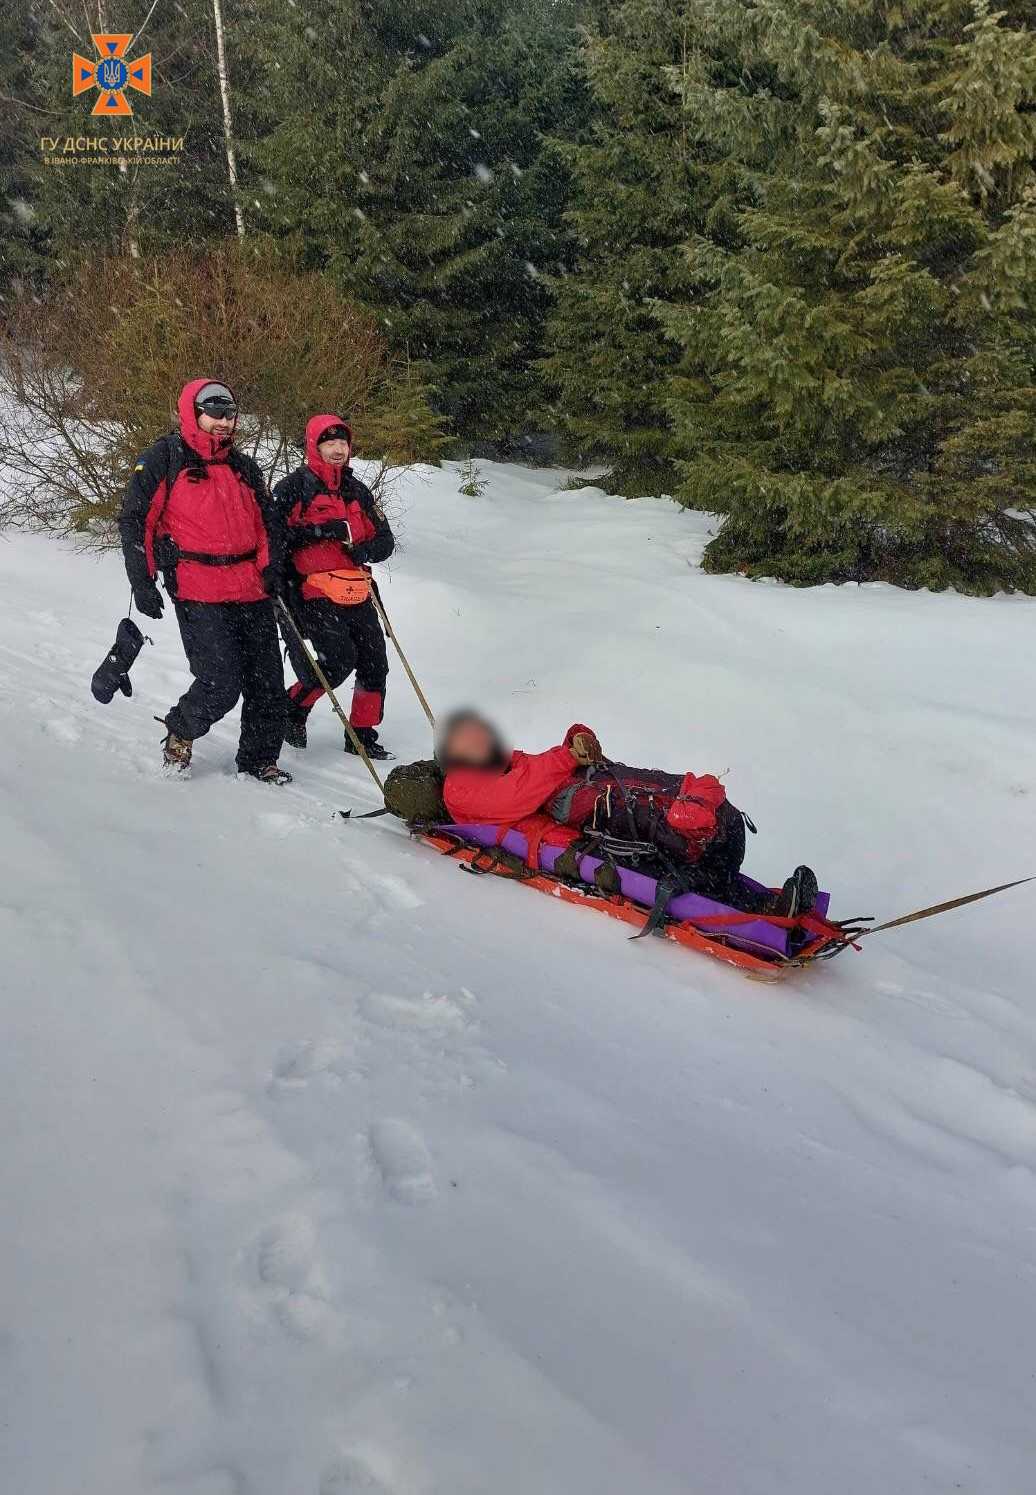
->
[316,520,352,541]
[133,581,164,619]
[261,564,284,599]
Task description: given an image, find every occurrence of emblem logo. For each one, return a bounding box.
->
[72,33,152,117]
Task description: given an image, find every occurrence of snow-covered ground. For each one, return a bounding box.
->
[2,460,1035,1495]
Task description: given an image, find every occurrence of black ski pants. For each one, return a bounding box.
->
[283,597,388,727]
[166,600,285,771]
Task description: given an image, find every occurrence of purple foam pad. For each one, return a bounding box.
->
[440,824,831,959]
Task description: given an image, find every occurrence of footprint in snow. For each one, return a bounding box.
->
[272,1038,350,1086]
[320,1455,392,1494]
[363,870,424,911]
[167,1472,243,1495]
[41,717,82,744]
[257,1213,321,1292]
[256,1214,335,1341]
[368,1119,436,1205]
[254,809,304,837]
[360,989,469,1032]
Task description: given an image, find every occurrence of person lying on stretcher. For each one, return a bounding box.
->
[436,711,819,918]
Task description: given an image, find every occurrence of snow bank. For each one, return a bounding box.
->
[1,460,1034,1495]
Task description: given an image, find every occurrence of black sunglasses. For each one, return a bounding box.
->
[196,396,238,419]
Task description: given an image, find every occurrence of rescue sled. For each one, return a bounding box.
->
[417,820,858,978]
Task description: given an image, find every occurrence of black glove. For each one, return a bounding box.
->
[315,520,352,541]
[91,617,147,704]
[262,564,284,598]
[133,580,164,619]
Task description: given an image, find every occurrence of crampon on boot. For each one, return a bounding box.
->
[344,726,393,761]
[162,729,193,777]
[240,763,294,786]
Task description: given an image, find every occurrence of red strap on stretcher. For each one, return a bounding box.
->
[686,908,845,940]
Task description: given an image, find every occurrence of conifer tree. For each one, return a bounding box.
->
[1,0,244,291]
[249,0,581,446]
[541,0,703,494]
[242,0,392,263]
[339,0,584,447]
[660,0,1036,592]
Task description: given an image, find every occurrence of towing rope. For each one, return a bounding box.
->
[854,876,1035,939]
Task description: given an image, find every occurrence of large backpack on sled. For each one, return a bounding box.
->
[547,764,733,864]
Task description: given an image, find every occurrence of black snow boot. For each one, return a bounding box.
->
[283,708,308,751]
[344,726,393,761]
[772,865,819,919]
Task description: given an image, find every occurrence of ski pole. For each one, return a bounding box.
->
[370,580,436,730]
[274,597,385,793]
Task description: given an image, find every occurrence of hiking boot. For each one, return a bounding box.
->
[344,726,393,761]
[240,763,293,786]
[162,730,193,777]
[283,713,308,750]
[771,865,819,918]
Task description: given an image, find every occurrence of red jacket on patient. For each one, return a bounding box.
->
[443,724,730,869]
[443,743,578,827]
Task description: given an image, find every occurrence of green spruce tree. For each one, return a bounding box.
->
[660,0,1036,592]
[1,0,244,294]
[242,0,396,264]
[541,0,706,494]
[249,0,581,446]
[338,0,584,448]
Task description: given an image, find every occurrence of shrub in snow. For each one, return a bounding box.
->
[458,458,488,498]
[0,242,446,540]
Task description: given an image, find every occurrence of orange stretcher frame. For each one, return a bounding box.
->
[417,831,856,981]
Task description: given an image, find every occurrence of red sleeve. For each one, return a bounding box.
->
[444,746,577,825]
[141,477,168,579]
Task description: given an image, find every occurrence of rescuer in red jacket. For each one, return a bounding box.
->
[118,378,290,783]
[273,414,395,760]
[437,711,818,916]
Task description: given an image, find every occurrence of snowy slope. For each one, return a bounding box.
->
[2,461,1035,1495]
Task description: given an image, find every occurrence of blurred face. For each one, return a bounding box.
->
[318,436,351,466]
[196,409,236,438]
[444,716,498,768]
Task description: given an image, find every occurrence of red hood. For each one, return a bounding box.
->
[305,412,353,493]
[178,377,236,462]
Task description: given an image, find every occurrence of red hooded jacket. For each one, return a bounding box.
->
[119,377,271,605]
[272,414,390,602]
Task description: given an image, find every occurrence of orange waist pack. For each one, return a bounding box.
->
[306,567,372,606]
